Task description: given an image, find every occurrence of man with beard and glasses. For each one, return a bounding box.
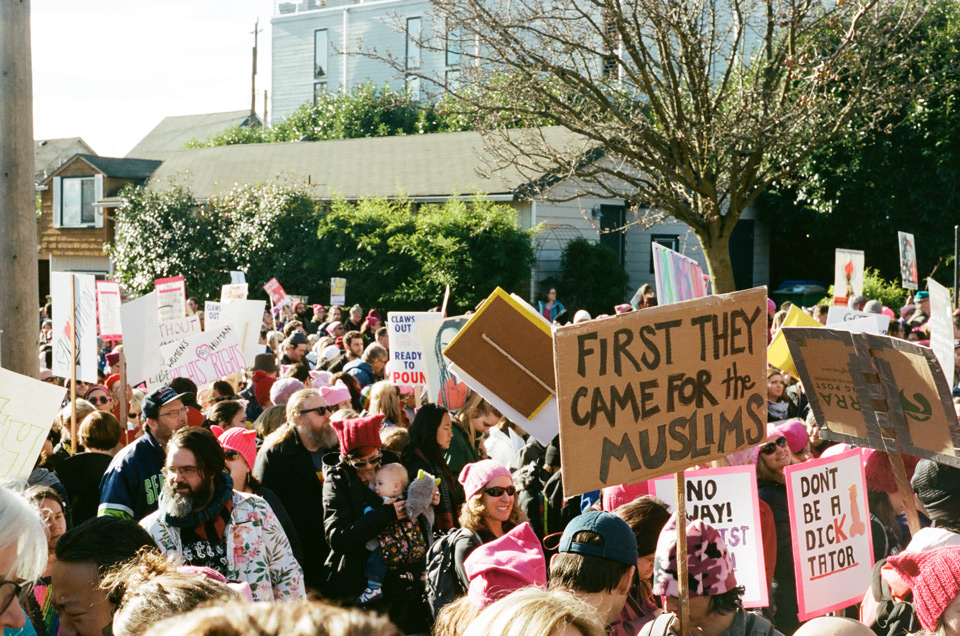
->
[254,388,340,595]
[141,427,305,602]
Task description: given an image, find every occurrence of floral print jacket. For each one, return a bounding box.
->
[141,490,306,601]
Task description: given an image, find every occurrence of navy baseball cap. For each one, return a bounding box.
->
[559,510,638,566]
[141,386,193,420]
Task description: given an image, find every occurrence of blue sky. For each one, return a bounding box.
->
[32,0,274,156]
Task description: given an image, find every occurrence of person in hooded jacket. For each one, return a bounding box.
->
[322,413,437,633]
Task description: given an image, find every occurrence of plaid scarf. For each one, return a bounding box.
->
[162,473,235,542]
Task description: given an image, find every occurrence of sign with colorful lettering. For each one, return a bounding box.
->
[652,243,708,305]
[899,232,918,291]
[154,275,186,323]
[331,277,346,306]
[785,448,873,621]
[387,312,433,389]
[220,283,248,304]
[0,368,67,481]
[160,325,247,386]
[653,465,768,608]
[51,272,98,384]
[553,287,768,496]
[95,280,123,340]
[263,277,290,307]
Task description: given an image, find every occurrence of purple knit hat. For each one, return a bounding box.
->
[653,515,737,598]
[270,378,305,406]
[458,459,512,501]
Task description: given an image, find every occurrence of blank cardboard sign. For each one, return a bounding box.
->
[443,288,554,419]
[554,287,769,497]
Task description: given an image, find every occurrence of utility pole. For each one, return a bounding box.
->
[0,0,40,377]
[251,19,262,124]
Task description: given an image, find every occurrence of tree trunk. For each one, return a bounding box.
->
[0,0,40,377]
[698,225,738,295]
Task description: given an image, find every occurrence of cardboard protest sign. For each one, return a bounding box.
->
[784,328,960,468]
[833,249,865,302]
[554,287,768,496]
[160,325,246,386]
[96,280,123,340]
[0,368,68,481]
[785,448,873,621]
[653,465,768,607]
[154,275,186,322]
[417,315,471,410]
[220,284,248,304]
[899,232,918,291]
[263,277,290,307]
[826,306,888,335]
[387,312,433,388]
[331,277,346,306]
[51,272,98,384]
[205,299,267,365]
[767,305,822,376]
[652,243,708,305]
[928,277,954,387]
[230,271,246,285]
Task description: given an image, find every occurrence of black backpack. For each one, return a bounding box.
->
[423,527,480,618]
[870,558,920,636]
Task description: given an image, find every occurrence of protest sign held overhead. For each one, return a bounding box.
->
[899,232,918,291]
[263,277,290,307]
[154,275,186,322]
[331,277,346,306]
[651,243,708,305]
[825,306,888,335]
[417,314,471,410]
[387,312,433,389]
[767,304,822,376]
[160,325,246,387]
[785,448,873,621]
[0,367,68,482]
[653,465,768,608]
[96,280,123,340]
[554,287,768,496]
[51,272,98,384]
[220,283,248,304]
[833,249,865,303]
[120,292,165,388]
[205,299,267,364]
[230,270,247,285]
[784,328,960,468]
[928,277,954,387]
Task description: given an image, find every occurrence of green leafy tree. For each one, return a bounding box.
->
[107,185,229,299]
[554,237,629,317]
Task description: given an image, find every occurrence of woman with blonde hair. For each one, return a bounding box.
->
[367,380,406,428]
[446,393,498,478]
[462,588,603,636]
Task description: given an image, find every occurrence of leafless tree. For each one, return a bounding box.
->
[367,0,934,292]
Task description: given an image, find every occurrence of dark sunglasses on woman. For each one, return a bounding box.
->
[484,485,516,497]
[0,580,24,616]
[89,396,111,405]
[760,436,788,456]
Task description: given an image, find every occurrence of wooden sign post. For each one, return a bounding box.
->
[69,274,77,455]
[118,351,129,441]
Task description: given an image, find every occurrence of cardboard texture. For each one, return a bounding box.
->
[554,287,768,497]
[417,315,472,410]
[0,368,68,481]
[785,328,960,468]
[928,277,954,387]
[899,232,919,291]
[444,288,555,419]
[95,280,123,340]
[767,305,822,376]
[330,277,346,306]
[51,272,98,384]
[653,465,768,608]
[785,449,873,621]
[154,275,186,323]
[833,249,865,301]
[652,243,708,305]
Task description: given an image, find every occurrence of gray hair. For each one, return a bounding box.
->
[361,343,389,364]
[0,482,48,581]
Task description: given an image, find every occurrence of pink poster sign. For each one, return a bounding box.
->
[263,277,290,307]
[95,280,123,340]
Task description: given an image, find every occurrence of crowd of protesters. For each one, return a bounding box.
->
[5,288,960,636]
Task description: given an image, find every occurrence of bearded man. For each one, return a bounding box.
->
[140,427,305,601]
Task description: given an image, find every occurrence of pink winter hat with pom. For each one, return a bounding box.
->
[458,459,511,501]
[320,380,351,407]
[211,425,258,472]
[775,419,808,454]
[464,522,546,609]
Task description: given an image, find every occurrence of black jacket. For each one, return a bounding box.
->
[253,429,329,594]
[321,453,400,599]
[758,477,800,633]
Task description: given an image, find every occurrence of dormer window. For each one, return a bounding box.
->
[52,175,103,228]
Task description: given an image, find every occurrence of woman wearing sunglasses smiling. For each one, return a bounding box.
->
[83,385,115,414]
[755,422,799,635]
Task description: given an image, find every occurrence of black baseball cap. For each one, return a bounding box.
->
[141,386,193,420]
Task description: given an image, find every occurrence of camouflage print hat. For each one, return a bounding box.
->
[652,515,737,598]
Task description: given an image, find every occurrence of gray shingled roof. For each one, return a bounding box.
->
[40,154,163,185]
[146,127,589,200]
[126,110,261,160]
[35,137,96,183]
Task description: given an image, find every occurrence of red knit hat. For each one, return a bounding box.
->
[104,374,121,391]
[331,414,384,456]
[254,376,277,407]
[863,449,921,494]
[211,425,258,472]
[888,546,960,631]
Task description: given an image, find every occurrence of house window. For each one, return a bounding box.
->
[445,69,460,90]
[445,25,461,68]
[650,234,680,274]
[406,18,421,70]
[601,11,620,80]
[314,29,328,79]
[406,74,421,101]
[599,205,625,266]
[314,82,327,104]
[61,177,96,227]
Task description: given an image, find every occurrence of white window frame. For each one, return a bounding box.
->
[314,29,328,79]
[52,174,103,229]
[405,17,422,71]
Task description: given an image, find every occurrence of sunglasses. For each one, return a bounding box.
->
[760,436,788,456]
[348,454,382,469]
[225,450,241,461]
[301,405,334,416]
[89,396,111,405]
[483,485,516,497]
[0,580,24,616]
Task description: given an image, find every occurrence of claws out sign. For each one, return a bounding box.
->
[785,448,873,620]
